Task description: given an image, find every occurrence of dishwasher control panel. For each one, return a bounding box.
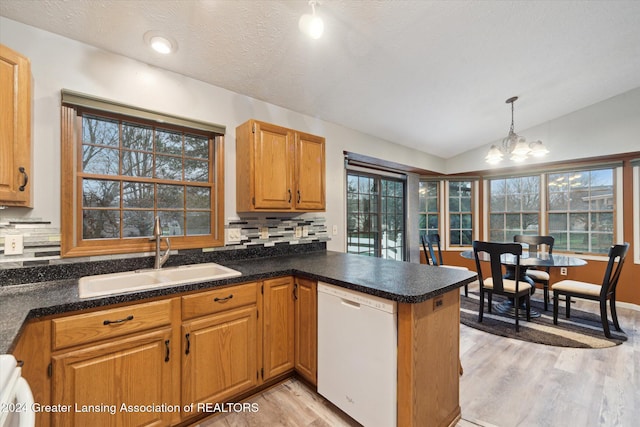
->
[318,282,396,313]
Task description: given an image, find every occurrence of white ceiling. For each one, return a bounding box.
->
[2,0,640,159]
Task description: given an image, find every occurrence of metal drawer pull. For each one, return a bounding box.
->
[214,294,234,303]
[185,333,191,355]
[165,340,170,362]
[103,315,134,325]
[18,167,28,191]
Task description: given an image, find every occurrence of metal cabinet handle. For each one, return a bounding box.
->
[103,315,134,325]
[293,283,298,300]
[297,190,301,203]
[214,294,234,303]
[18,167,28,191]
[165,340,170,362]
[288,189,292,203]
[185,333,191,355]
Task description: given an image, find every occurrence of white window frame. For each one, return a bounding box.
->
[482,166,623,261]
[633,163,640,264]
[444,180,479,251]
[418,179,441,240]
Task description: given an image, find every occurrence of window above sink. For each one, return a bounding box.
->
[60,90,226,257]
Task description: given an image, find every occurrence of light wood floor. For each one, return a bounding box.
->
[194,293,640,427]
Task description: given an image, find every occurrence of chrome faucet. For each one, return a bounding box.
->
[151,216,171,269]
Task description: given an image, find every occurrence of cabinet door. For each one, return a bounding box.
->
[263,277,295,380]
[51,328,174,427]
[294,278,317,384]
[182,306,258,408]
[0,44,31,206]
[294,132,325,211]
[253,122,294,209]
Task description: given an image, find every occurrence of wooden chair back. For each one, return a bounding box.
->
[513,235,554,256]
[421,233,444,266]
[600,243,630,299]
[472,241,522,294]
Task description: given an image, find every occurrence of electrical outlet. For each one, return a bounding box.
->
[226,228,242,243]
[560,267,568,276]
[302,226,309,237]
[294,226,302,238]
[332,225,338,235]
[260,227,269,240]
[4,235,24,255]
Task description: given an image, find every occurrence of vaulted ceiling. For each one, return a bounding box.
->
[2,0,640,158]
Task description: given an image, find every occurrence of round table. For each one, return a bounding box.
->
[460,250,588,317]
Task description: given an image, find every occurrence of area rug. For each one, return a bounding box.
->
[460,292,627,348]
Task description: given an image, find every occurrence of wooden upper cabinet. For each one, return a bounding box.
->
[0,44,32,207]
[295,132,326,211]
[236,119,325,212]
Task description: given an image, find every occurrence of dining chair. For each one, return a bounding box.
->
[421,233,472,296]
[472,240,532,332]
[552,243,629,338]
[513,235,555,311]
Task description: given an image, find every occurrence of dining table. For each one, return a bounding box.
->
[460,249,588,318]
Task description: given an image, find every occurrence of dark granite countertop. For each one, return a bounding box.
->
[0,251,476,353]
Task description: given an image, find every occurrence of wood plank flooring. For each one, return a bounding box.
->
[193,292,640,427]
[459,296,640,427]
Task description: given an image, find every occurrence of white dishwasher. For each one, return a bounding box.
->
[317,282,397,427]
[0,355,35,427]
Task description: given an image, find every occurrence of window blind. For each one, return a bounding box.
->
[61,89,226,135]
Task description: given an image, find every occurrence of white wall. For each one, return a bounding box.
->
[447,87,640,174]
[0,17,445,253]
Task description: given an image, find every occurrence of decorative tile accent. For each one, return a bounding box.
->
[0,215,329,271]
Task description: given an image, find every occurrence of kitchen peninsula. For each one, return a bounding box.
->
[1,248,477,427]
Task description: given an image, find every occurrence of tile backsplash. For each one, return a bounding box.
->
[0,214,329,269]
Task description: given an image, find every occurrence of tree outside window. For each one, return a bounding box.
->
[548,168,614,253]
[347,171,405,260]
[418,181,439,241]
[449,181,473,246]
[489,176,540,242]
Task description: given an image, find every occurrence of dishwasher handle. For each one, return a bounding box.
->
[341,298,361,309]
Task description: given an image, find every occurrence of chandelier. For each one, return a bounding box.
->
[485,96,549,164]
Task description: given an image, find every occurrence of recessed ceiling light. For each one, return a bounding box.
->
[143,31,177,54]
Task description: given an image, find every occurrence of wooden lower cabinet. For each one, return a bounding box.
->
[181,305,259,413]
[397,289,461,427]
[51,328,175,427]
[12,320,51,427]
[262,277,295,380]
[15,277,482,427]
[294,278,317,385]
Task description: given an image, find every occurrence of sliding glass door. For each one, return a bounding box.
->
[347,171,405,260]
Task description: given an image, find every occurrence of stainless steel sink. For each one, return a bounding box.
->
[78,263,242,299]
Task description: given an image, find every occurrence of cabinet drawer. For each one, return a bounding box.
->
[182,282,258,320]
[52,299,172,350]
